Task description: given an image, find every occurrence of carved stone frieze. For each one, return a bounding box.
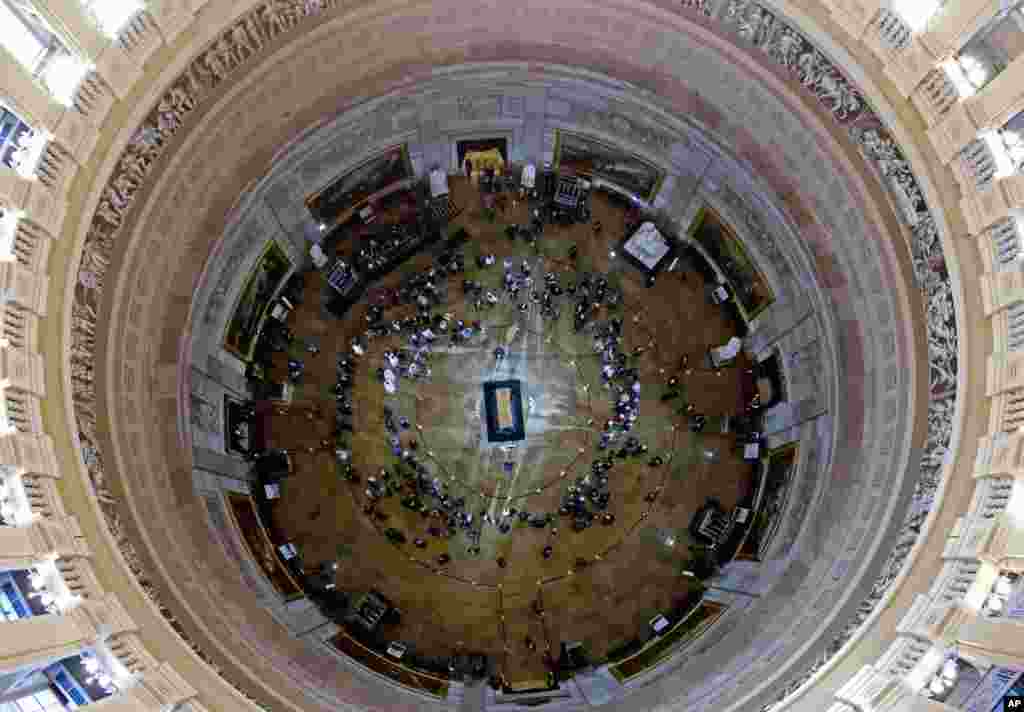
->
[67,0,343,701]
[680,0,713,16]
[724,0,865,122]
[65,0,958,708]
[715,3,958,707]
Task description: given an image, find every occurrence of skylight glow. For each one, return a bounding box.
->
[0,1,45,71]
[39,53,92,107]
[85,0,142,37]
[891,0,943,31]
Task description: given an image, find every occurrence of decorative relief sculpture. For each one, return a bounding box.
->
[679,0,711,15]
[66,0,958,707]
[714,5,958,709]
[68,0,344,696]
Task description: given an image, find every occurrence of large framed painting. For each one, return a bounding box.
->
[736,443,797,561]
[688,206,775,321]
[552,130,664,203]
[224,492,303,600]
[223,240,293,362]
[305,144,413,227]
[457,137,508,175]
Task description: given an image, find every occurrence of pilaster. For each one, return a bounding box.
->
[0,594,135,675]
[146,0,203,43]
[974,433,1024,477]
[0,515,88,571]
[0,345,45,398]
[977,514,1024,571]
[884,39,939,97]
[835,666,905,709]
[823,0,883,39]
[0,168,65,239]
[915,600,976,644]
[979,268,1024,316]
[0,432,61,478]
[963,175,1024,236]
[986,351,1024,395]
[928,102,981,165]
[0,262,48,317]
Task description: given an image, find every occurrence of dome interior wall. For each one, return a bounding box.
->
[57,3,936,711]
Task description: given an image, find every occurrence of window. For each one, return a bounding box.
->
[50,669,88,706]
[0,0,47,72]
[0,580,30,620]
[891,0,945,32]
[0,105,35,171]
[987,670,1024,711]
[0,687,75,712]
[81,0,142,37]
[944,0,1024,97]
[38,52,91,107]
[980,111,1024,179]
[941,54,990,97]
[0,0,91,106]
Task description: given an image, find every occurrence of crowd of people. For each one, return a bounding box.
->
[329,228,683,566]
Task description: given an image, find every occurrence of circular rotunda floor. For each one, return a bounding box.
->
[262,181,758,687]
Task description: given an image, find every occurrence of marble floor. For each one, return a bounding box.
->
[264,178,757,684]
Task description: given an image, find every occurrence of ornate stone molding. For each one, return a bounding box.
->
[64,0,957,709]
[708,1,959,707]
[68,1,339,709]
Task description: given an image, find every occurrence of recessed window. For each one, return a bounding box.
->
[941,55,989,97]
[81,0,142,38]
[0,0,47,72]
[944,0,1024,97]
[0,581,29,620]
[0,0,91,106]
[0,687,76,712]
[890,0,945,32]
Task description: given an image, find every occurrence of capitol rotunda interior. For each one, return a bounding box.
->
[2,0,1024,709]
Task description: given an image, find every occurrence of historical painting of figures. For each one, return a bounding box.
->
[225,492,303,600]
[305,144,413,226]
[689,206,775,321]
[553,130,664,203]
[457,137,508,175]
[224,239,293,362]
